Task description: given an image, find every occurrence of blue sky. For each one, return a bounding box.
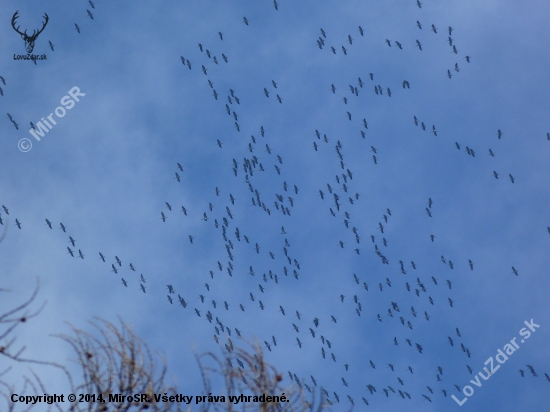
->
[1,0,550,410]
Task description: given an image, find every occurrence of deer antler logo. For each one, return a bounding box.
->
[11,11,49,54]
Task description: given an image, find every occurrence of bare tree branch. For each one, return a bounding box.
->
[2,283,335,412]
[194,338,332,412]
[0,279,70,412]
[55,317,186,412]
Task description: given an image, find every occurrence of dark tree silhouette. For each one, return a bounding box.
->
[1,281,332,411]
[0,279,70,412]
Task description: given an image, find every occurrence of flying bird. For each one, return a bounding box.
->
[526,365,537,376]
